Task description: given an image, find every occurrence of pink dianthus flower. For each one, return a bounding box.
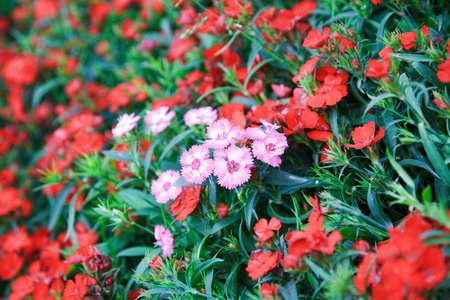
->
[213,145,253,189]
[245,120,281,141]
[112,113,140,137]
[252,131,288,167]
[144,106,175,136]
[204,119,244,150]
[184,106,218,126]
[154,225,174,257]
[151,170,182,204]
[180,145,214,184]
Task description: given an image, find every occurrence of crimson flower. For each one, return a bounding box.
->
[344,121,385,149]
[307,75,348,108]
[246,250,282,280]
[254,217,282,242]
[366,58,391,79]
[302,27,330,49]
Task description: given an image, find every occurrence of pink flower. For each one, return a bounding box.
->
[271,84,292,98]
[144,106,175,136]
[204,119,244,150]
[184,106,218,126]
[180,145,214,184]
[151,170,182,204]
[252,131,288,167]
[213,145,253,189]
[111,113,140,137]
[245,120,281,141]
[154,225,174,257]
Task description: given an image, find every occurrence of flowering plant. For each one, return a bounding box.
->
[1,0,450,299]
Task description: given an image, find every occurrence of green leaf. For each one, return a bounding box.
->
[159,129,193,162]
[363,93,396,117]
[244,59,271,89]
[192,258,223,284]
[263,169,319,187]
[173,174,206,187]
[422,185,432,204]
[244,191,259,230]
[329,108,340,141]
[411,61,445,89]
[418,123,450,186]
[196,86,239,103]
[138,289,181,298]
[144,139,161,179]
[399,74,425,121]
[386,149,415,190]
[367,185,392,229]
[390,53,436,62]
[304,257,332,280]
[231,96,259,107]
[399,159,440,178]
[376,12,394,52]
[278,280,299,300]
[115,178,138,190]
[210,215,241,235]
[32,77,66,107]
[117,247,158,257]
[102,150,135,163]
[48,181,76,230]
[118,189,155,210]
[64,188,84,245]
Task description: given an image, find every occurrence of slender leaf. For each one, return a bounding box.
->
[32,77,66,107]
[244,191,259,230]
[102,150,135,163]
[210,215,241,235]
[117,247,158,257]
[48,181,76,230]
[159,129,193,162]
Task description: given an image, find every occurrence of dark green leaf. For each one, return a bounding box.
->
[244,191,259,230]
[117,247,158,257]
[48,181,76,230]
[210,215,241,235]
[32,77,66,107]
[102,150,135,163]
[159,129,193,162]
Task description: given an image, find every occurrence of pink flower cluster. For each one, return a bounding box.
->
[178,118,288,190]
[183,106,218,126]
[154,225,173,257]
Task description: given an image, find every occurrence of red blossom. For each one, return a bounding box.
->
[217,204,229,218]
[437,59,450,83]
[398,31,416,50]
[344,121,385,149]
[302,27,330,49]
[366,58,391,79]
[254,217,282,242]
[246,250,282,280]
[307,75,348,108]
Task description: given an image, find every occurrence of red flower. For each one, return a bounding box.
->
[371,0,382,5]
[224,0,253,18]
[366,58,390,79]
[398,31,416,50]
[344,121,385,149]
[307,75,348,108]
[167,186,202,221]
[260,282,279,299]
[302,27,330,49]
[197,8,226,35]
[254,217,282,242]
[285,211,342,258]
[378,46,393,59]
[292,56,321,82]
[62,275,89,300]
[0,187,24,216]
[9,275,35,300]
[220,102,247,129]
[1,55,39,85]
[353,253,378,294]
[246,250,282,280]
[0,252,23,280]
[33,0,58,20]
[437,59,450,83]
[217,204,229,218]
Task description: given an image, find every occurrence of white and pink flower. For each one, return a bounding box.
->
[144,106,175,136]
[151,170,182,204]
[252,131,288,167]
[180,145,214,184]
[204,119,244,150]
[213,145,253,189]
[184,106,218,126]
[112,113,140,137]
[154,225,173,257]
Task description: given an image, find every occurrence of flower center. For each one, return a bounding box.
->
[227,160,238,173]
[192,159,201,170]
[163,182,171,191]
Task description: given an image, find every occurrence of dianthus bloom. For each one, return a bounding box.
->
[354,214,447,299]
[167,186,201,221]
[307,75,348,108]
[398,31,416,50]
[151,170,182,204]
[204,119,244,150]
[260,282,279,299]
[180,145,214,184]
[144,106,175,135]
[246,250,282,280]
[344,121,385,149]
[251,131,288,167]
[154,225,174,257]
[62,275,96,300]
[366,58,391,79]
[302,27,330,49]
[213,145,253,189]
[292,56,321,82]
[437,59,450,83]
[254,217,282,242]
[184,106,218,126]
[111,113,140,137]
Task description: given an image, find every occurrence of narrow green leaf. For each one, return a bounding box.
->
[399,159,440,178]
[117,247,158,257]
[386,149,415,190]
[210,215,241,235]
[411,61,445,89]
[192,258,223,283]
[376,12,394,52]
[304,257,332,280]
[244,191,259,230]
[48,181,76,230]
[102,150,134,163]
[144,139,161,179]
[138,289,181,298]
[390,53,436,62]
[159,129,193,162]
[32,77,66,107]
[244,59,271,89]
[418,123,450,186]
[64,188,84,244]
[196,86,239,103]
[367,185,392,229]
[231,96,258,107]
[118,189,154,210]
[263,169,319,187]
[363,93,396,117]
